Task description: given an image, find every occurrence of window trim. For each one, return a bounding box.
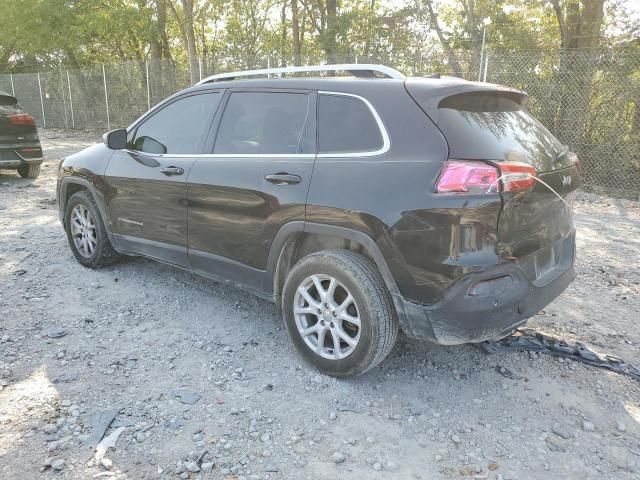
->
[125,91,222,156]
[316,91,390,158]
[210,89,314,157]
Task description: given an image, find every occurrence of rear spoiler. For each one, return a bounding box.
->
[405,77,528,124]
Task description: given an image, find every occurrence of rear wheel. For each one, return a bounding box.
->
[17,163,41,179]
[282,250,398,377]
[65,191,121,268]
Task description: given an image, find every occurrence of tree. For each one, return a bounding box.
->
[550,0,605,145]
[292,0,303,64]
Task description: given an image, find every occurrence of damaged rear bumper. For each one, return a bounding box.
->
[396,231,576,345]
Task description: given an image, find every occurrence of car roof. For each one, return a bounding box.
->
[185,77,405,94]
[181,75,524,98]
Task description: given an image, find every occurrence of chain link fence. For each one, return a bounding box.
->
[1,50,638,199]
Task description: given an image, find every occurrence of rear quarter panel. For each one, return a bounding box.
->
[306,83,501,305]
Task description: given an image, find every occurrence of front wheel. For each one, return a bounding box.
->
[65,191,121,268]
[282,250,398,377]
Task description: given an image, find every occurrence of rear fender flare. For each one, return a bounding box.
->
[266,222,412,333]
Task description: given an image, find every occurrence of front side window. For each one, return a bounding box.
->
[131,92,220,154]
[214,91,310,155]
[318,94,384,154]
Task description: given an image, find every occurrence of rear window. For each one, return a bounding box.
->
[318,94,384,154]
[437,92,569,171]
[0,95,21,115]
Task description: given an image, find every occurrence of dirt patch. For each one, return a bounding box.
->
[1,129,639,479]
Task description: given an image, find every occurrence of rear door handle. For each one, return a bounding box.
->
[160,166,184,176]
[265,173,302,185]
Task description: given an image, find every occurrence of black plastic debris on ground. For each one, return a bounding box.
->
[479,328,640,381]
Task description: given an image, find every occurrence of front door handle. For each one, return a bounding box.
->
[160,166,184,176]
[265,173,302,185]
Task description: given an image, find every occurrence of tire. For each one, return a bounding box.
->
[282,250,398,377]
[65,191,121,268]
[17,163,41,179]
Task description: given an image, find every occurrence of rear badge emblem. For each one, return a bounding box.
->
[561,175,572,187]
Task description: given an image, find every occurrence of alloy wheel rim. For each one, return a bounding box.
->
[293,274,361,360]
[70,204,97,258]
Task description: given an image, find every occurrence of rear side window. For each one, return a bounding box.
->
[214,91,310,155]
[131,92,220,154]
[318,94,383,154]
[437,92,567,170]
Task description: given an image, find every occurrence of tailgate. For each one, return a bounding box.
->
[497,165,579,283]
[407,84,581,283]
[0,95,39,147]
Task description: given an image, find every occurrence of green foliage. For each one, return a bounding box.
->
[0,0,638,197]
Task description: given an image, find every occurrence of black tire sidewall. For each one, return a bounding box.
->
[282,253,384,377]
[18,163,40,179]
[65,192,107,267]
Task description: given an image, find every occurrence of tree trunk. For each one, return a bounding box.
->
[324,0,338,63]
[422,0,463,77]
[292,0,302,65]
[551,0,604,150]
[462,0,483,78]
[280,1,287,67]
[181,0,199,84]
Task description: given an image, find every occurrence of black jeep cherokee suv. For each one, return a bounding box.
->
[0,91,44,178]
[57,64,579,377]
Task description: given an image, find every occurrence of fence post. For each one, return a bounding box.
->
[145,60,151,110]
[198,57,203,81]
[37,72,46,128]
[10,74,15,96]
[478,26,486,82]
[59,67,69,129]
[102,64,110,130]
[66,70,75,129]
[483,54,489,82]
[267,55,271,78]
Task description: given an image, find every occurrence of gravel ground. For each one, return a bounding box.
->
[1,130,639,480]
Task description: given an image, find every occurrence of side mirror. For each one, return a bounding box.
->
[134,136,167,154]
[104,128,127,150]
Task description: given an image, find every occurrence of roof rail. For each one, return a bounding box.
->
[195,63,405,85]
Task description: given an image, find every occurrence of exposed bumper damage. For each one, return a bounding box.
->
[397,231,576,345]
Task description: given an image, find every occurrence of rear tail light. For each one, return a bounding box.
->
[436,160,537,194]
[568,151,580,170]
[9,113,36,126]
[436,160,498,193]
[497,162,537,192]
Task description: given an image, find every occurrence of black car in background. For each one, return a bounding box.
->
[0,91,43,178]
[56,64,580,377]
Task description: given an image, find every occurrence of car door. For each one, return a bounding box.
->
[104,91,222,267]
[187,89,316,294]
